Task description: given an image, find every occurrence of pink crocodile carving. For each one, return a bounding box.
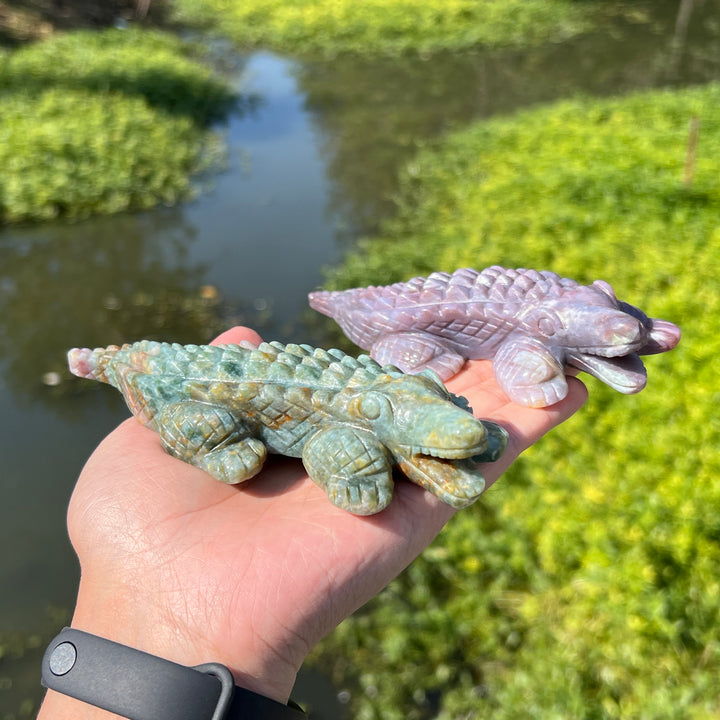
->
[309,266,681,407]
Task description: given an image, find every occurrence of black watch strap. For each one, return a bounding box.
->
[41,628,306,720]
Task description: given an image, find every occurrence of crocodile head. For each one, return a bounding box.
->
[517,280,681,395]
[344,370,508,507]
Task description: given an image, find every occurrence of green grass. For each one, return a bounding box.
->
[0,28,235,224]
[310,84,720,719]
[173,0,595,56]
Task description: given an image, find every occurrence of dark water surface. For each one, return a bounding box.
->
[1,1,718,715]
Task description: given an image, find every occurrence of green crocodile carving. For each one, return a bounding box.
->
[68,340,507,515]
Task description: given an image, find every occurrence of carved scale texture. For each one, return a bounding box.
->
[357,267,578,308]
[309,267,582,349]
[70,340,410,443]
[75,340,406,391]
[70,338,482,447]
[313,267,578,311]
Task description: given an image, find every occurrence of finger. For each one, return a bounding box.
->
[211,326,263,346]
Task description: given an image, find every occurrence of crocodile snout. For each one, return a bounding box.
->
[602,314,647,356]
[406,404,490,459]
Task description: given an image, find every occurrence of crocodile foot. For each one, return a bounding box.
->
[494,337,567,407]
[157,400,267,483]
[196,438,267,484]
[302,426,394,515]
[372,331,465,381]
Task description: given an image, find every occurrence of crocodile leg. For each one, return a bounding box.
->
[493,337,567,407]
[302,426,394,515]
[157,400,267,484]
[371,331,466,381]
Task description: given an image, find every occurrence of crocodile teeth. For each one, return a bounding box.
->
[401,444,486,461]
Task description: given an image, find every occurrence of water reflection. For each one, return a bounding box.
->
[0,52,343,412]
[0,35,271,418]
[0,211,225,405]
[297,0,719,232]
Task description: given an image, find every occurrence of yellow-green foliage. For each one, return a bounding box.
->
[312,84,720,718]
[0,29,234,224]
[173,0,592,55]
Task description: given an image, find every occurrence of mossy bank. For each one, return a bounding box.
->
[0,28,234,224]
[172,0,597,56]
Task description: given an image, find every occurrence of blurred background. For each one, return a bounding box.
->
[1,1,718,718]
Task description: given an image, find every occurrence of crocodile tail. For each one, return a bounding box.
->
[308,289,341,318]
[67,345,123,384]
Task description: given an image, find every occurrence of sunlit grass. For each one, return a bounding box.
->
[173,0,594,55]
[0,29,234,224]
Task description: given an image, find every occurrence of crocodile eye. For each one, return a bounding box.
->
[533,311,563,337]
[537,315,556,336]
[356,392,388,420]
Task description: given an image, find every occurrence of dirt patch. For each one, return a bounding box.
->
[0,0,167,44]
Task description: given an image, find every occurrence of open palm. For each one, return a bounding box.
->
[62,326,587,709]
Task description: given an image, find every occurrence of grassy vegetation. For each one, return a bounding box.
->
[0,1,629,225]
[310,84,720,718]
[172,0,595,56]
[0,28,235,224]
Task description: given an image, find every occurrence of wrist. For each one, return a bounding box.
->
[40,628,306,720]
[62,572,299,704]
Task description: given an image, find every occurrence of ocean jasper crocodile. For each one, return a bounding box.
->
[309,266,681,408]
[68,339,508,515]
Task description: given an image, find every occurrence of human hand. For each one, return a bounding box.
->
[40,326,586,718]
